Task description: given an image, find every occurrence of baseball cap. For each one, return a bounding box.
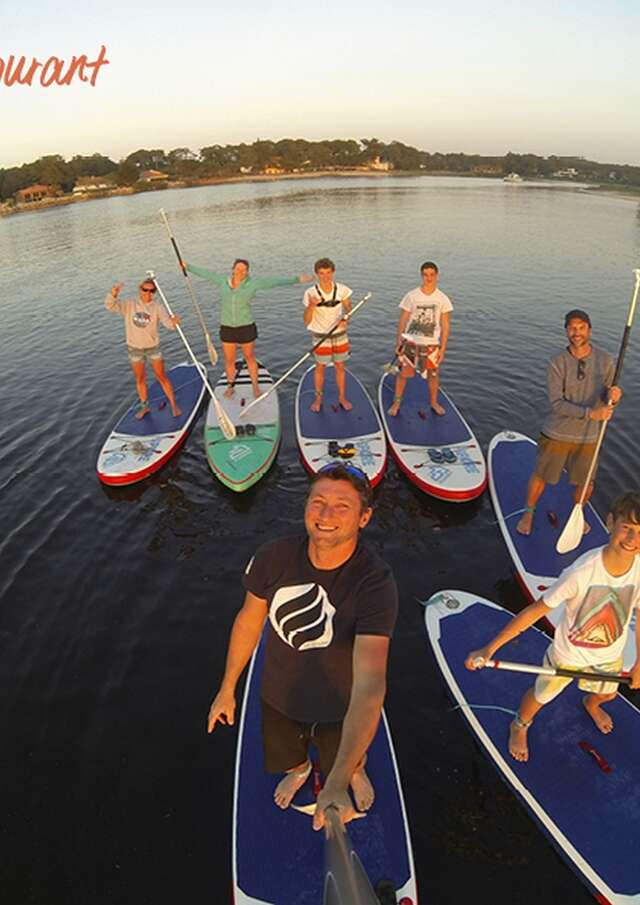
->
[564,309,592,328]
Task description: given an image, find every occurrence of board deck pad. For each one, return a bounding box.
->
[233,638,417,905]
[425,590,640,905]
[378,373,486,501]
[205,362,280,492]
[487,431,636,668]
[296,365,386,486]
[97,362,205,485]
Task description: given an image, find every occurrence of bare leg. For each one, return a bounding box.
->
[350,755,374,811]
[509,686,545,762]
[131,360,150,419]
[222,342,237,397]
[387,375,407,416]
[429,371,445,415]
[583,691,616,733]
[151,358,181,417]
[274,760,311,809]
[311,364,325,412]
[241,341,260,398]
[516,474,547,535]
[575,481,594,534]
[335,362,351,410]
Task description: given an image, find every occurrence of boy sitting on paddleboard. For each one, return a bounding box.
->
[303,258,353,412]
[387,261,452,417]
[466,491,640,762]
[105,279,182,419]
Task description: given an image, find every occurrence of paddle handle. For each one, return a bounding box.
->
[240,292,372,418]
[481,658,631,685]
[575,269,640,508]
[159,209,214,342]
[323,808,379,905]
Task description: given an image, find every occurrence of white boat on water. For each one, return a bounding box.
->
[503,172,523,183]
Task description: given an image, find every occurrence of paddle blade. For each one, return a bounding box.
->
[206,333,218,366]
[556,503,584,553]
[214,396,236,440]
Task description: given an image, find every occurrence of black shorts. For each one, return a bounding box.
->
[220,323,258,345]
[261,699,343,776]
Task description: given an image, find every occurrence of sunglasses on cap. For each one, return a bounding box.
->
[318,462,368,481]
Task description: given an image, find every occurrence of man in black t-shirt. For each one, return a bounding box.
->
[207,464,398,830]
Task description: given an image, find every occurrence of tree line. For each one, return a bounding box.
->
[2,139,639,203]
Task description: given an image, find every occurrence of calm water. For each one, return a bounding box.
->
[2,177,640,904]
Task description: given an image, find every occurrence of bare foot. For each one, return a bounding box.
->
[171,406,182,417]
[252,385,261,399]
[223,385,235,399]
[583,696,613,733]
[135,402,150,421]
[350,768,374,811]
[516,511,534,535]
[310,395,322,413]
[339,398,352,412]
[509,719,530,762]
[431,402,446,416]
[387,400,401,417]
[273,762,311,809]
[583,521,591,536]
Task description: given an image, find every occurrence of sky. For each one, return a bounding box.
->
[1,0,639,170]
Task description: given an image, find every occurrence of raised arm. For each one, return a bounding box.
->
[465,598,552,670]
[312,634,389,829]
[104,282,124,313]
[185,263,227,286]
[207,591,268,732]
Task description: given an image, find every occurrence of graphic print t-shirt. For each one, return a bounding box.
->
[303,282,352,334]
[104,294,173,348]
[243,535,398,722]
[399,287,453,346]
[543,547,640,667]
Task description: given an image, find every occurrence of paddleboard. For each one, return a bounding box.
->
[424,589,640,905]
[233,636,418,905]
[296,364,386,486]
[205,362,280,492]
[487,430,636,668]
[378,373,486,501]
[97,362,205,485]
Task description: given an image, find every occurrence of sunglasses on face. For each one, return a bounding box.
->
[141,286,156,294]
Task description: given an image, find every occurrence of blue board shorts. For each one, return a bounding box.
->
[127,345,163,365]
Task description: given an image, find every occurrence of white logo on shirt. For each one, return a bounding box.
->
[270,583,335,650]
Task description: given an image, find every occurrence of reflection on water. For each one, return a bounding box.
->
[2,176,639,904]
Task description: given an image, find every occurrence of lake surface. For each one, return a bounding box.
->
[2,176,639,904]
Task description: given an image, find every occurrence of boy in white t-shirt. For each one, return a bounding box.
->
[387,261,453,417]
[466,491,640,762]
[303,258,353,413]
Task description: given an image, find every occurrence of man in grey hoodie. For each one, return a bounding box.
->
[516,309,622,536]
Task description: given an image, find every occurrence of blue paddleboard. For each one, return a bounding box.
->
[296,365,386,486]
[487,431,636,668]
[97,362,205,485]
[378,373,486,501]
[233,637,417,905]
[425,589,640,905]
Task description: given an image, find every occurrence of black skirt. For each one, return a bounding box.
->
[219,323,258,344]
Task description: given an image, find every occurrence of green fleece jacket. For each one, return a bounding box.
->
[186,264,299,327]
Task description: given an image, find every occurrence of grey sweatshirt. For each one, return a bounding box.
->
[541,347,614,443]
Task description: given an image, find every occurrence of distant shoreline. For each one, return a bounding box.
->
[2,169,638,219]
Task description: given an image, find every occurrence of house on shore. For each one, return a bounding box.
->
[15,184,57,204]
[140,169,167,183]
[72,176,111,195]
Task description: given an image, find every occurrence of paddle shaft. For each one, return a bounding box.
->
[482,658,631,685]
[323,807,379,905]
[240,292,372,418]
[148,272,235,439]
[159,209,217,361]
[576,269,640,507]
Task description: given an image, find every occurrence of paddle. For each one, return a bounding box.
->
[159,208,218,367]
[239,292,372,418]
[323,806,380,905]
[556,269,640,554]
[148,272,236,440]
[473,657,631,686]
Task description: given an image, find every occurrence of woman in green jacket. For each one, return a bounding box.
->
[185,258,312,398]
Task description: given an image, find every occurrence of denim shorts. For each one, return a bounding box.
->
[127,345,163,364]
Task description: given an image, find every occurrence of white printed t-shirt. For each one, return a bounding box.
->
[303,282,352,334]
[399,287,453,346]
[542,546,640,667]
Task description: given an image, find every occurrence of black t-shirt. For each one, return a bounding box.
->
[243,535,398,722]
